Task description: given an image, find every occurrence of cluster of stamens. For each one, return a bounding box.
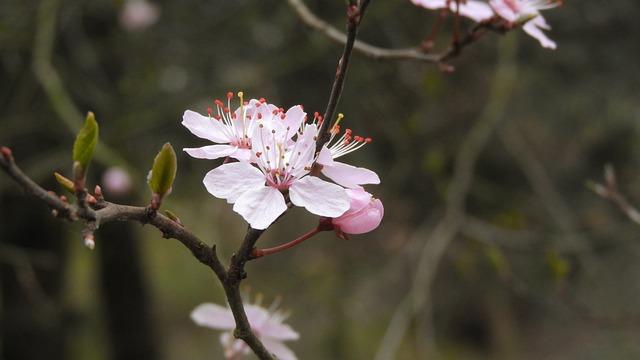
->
[325,114,372,159]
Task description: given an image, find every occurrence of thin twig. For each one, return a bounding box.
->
[316,0,372,152]
[590,164,640,226]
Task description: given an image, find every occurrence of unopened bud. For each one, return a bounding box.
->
[84,234,95,250]
[0,146,13,162]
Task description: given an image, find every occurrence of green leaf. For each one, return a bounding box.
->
[72,112,99,174]
[148,143,177,196]
[54,172,75,194]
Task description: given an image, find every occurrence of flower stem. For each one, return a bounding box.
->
[251,227,321,258]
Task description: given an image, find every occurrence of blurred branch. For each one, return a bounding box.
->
[0,150,277,359]
[590,164,640,226]
[32,0,136,174]
[375,36,518,360]
[288,0,504,68]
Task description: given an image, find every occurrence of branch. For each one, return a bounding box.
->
[316,0,372,152]
[288,0,504,68]
[590,164,640,226]
[0,149,277,359]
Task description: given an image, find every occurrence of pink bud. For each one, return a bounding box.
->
[119,0,160,32]
[102,167,133,197]
[332,188,383,235]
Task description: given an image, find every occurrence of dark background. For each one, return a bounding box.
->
[1,0,640,359]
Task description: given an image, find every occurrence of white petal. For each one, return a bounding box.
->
[191,303,235,330]
[233,187,288,230]
[289,176,349,217]
[230,148,253,162]
[262,339,298,360]
[523,17,557,49]
[182,110,231,143]
[261,321,300,341]
[184,145,237,160]
[203,162,265,204]
[316,145,335,166]
[321,161,380,189]
[283,105,306,134]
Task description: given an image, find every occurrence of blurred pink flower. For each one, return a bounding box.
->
[316,120,380,189]
[191,302,299,360]
[203,121,349,230]
[411,0,494,22]
[102,166,132,196]
[490,0,560,49]
[332,188,384,235]
[183,93,306,162]
[119,0,160,32]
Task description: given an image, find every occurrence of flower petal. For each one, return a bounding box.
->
[191,303,235,330]
[333,197,384,234]
[231,148,253,162]
[523,16,557,49]
[316,145,335,166]
[261,339,298,360]
[321,161,380,189]
[184,144,237,160]
[203,162,265,204]
[233,186,288,230]
[182,110,231,143]
[282,105,306,134]
[261,321,300,341]
[289,176,349,217]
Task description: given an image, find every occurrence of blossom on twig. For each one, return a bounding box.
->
[411,0,494,22]
[191,302,299,360]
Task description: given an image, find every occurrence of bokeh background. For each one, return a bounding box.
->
[2,0,640,359]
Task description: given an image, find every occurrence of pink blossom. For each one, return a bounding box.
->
[183,93,306,162]
[203,120,349,230]
[191,302,299,360]
[332,188,384,235]
[119,0,160,32]
[490,0,560,49]
[411,0,494,22]
[315,118,380,189]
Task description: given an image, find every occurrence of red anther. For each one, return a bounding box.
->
[280,114,286,120]
[231,112,237,119]
[354,136,363,142]
[214,99,224,107]
[223,107,230,113]
[257,113,263,119]
[313,111,319,118]
[259,97,266,103]
[255,152,262,158]
[214,115,222,120]
[207,106,213,116]
[272,109,278,115]
[365,137,372,143]
[278,107,284,113]
[345,128,353,135]
[226,91,234,99]
[0,146,13,161]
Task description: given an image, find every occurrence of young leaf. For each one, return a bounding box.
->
[148,143,177,197]
[72,112,99,174]
[54,172,75,194]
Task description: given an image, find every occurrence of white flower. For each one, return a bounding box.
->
[191,302,299,360]
[182,92,306,162]
[411,0,495,22]
[490,0,561,49]
[203,116,349,230]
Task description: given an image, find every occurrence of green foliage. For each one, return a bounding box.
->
[54,172,75,194]
[72,112,99,175]
[148,143,177,196]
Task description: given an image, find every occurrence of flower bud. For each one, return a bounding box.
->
[332,188,383,235]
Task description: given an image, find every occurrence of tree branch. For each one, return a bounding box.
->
[288,0,504,69]
[0,149,278,359]
[590,164,640,226]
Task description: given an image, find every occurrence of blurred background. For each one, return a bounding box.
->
[1,0,640,359]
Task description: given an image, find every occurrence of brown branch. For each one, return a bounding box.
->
[590,164,640,226]
[316,0,372,153]
[0,149,278,359]
[288,0,504,68]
